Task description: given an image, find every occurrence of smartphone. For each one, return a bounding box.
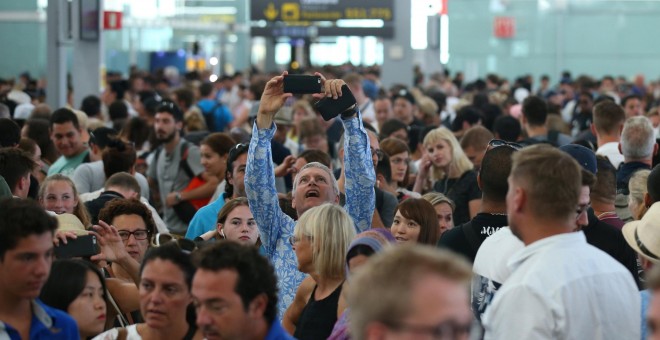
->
[314,85,357,121]
[283,75,322,94]
[55,235,99,259]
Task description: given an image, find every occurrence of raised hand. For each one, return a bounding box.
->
[53,230,78,247]
[257,71,294,129]
[311,72,347,100]
[89,220,129,263]
[274,155,297,178]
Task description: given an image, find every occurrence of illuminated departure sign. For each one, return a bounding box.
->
[251,0,394,22]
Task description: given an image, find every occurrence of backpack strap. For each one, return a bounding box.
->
[178,141,195,179]
[460,221,481,253]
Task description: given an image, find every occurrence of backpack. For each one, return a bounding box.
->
[153,141,209,222]
[197,102,226,132]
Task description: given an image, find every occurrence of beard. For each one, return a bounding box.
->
[156,129,176,143]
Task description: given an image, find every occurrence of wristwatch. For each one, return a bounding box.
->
[175,192,182,203]
[340,104,358,119]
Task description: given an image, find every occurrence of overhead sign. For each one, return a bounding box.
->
[251,0,394,22]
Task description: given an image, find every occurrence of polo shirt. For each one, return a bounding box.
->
[47,149,90,177]
[0,299,79,340]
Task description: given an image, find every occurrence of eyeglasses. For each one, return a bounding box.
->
[288,235,312,246]
[384,320,474,339]
[576,203,591,217]
[488,139,522,150]
[151,233,197,253]
[118,230,150,241]
[370,148,384,161]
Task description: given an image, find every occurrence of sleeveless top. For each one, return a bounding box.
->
[293,282,344,340]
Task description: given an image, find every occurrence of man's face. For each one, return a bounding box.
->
[154,112,181,143]
[462,146,485,170]
[376,273,471,340]
[193,269,258,340]
[302,134,329,154]
[0,233,54,300]
[374,99,393,127]
[51,121,84,158]
[368,133,381,169]
[648,289,660,340]
[575,185,590,231]
[228,153,248,198]
[624,98,642,118]
[578,95,593,112]
[393,98,414,124]
[292,166,338,216]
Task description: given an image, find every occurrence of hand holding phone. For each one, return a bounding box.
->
[54,235,99,259]
[314,84,357,121]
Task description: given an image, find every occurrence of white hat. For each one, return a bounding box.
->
[13,103,35,120]
[55,213,87,235]
[623,201,660,263]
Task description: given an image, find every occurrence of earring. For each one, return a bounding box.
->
[220,230,226,238]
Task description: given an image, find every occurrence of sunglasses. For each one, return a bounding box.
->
[151,233,197,253]
[488,139,522,150]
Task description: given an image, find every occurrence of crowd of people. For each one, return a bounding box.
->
[1,65,660,339]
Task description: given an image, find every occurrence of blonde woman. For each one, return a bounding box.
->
[287,100,316,144]
[628,169,651,220]
[39,174,92,227]
[283,204,356,339]
[422,191,456,234]
[414,127,481,225]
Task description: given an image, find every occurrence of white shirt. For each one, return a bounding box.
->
[596,142,624,169]
[472,227,523,322]
[93,324,141,340]
[72,160,150,199]
[483,231,640,340]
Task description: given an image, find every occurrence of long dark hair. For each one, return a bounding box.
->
[39,259,107,311]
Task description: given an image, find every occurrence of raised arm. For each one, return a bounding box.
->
[245,72,295,256]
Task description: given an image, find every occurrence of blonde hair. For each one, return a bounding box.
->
[294,203,356,279]
[423,127,473,180]
[39,174,92,227]
[628,169,651,220]
[422,192,455,211]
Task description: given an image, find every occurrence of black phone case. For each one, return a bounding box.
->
[283,75,322,94]
[55,235,99,259]
[315,85,357,121]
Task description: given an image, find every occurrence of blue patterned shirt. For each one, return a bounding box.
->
[245,112,375,318]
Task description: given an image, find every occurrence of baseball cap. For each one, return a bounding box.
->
[274,107,293,126]
[391,89,416,105]
[559,144,597,175]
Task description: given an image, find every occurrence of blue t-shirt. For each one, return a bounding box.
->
[197,99,233,132]
[185,193,227,240]
[0,299,80,340]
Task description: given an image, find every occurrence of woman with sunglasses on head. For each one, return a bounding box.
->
[40,259,108,339]
[196,197,260,247]
[284,204,356,340]
[94,243,202,340]
[422,192,456,235]
[413,127,482,226]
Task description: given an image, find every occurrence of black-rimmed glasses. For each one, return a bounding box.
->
[384,319,474,339]
[151,233,197,253]
[488,139,522,150]
[118,230,149,241]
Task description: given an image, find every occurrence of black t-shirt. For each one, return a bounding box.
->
[583,209,643,290]
[437,213,508,263]
[433,170,482,226]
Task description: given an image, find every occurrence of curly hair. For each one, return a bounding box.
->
[98,198,157,238]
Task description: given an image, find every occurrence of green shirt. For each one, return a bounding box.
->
[47,149,90,177]
[0,176,11,198]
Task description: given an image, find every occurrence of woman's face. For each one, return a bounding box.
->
[67,271,106,338]
[391,210,421,244]
[435,202,454,234]
[217,205,259,245]
[139,259,192,330]
[200,144,227,178]
[41,180,78,214]
[112,214,150,263]
[389,151,409,184]
[426,139,453,170]
[292,230,314,274]
[293,108,311,126]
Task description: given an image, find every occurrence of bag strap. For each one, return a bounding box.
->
[461,221,481,253]
[179,141,195,180]
[117,327,128,340]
